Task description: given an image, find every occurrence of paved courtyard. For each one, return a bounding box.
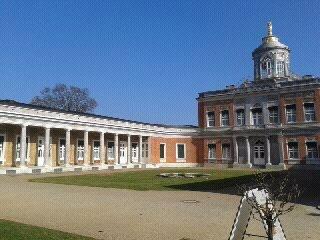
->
[0,171,319,240]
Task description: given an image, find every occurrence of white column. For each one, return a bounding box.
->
[266,136,271,166]
[44,127,51,167]
[84,130,89,165]
[127,134,131,164]
[114,133,119,164]
[233,136,239,166]
[245,136,252,167]
[65,129,71,166]
[20,124,27,167]
[139,135,143,163]
[100,131,105,165]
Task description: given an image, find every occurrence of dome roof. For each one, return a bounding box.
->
[253,22,290,55]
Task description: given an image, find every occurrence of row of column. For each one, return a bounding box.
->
[19,124,149,167]
[233,135,285,166]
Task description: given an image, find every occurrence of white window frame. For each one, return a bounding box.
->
[131,142,139,162]
[286,105,296,123]
[222,143,231,159]
[92,140,100,161]
[58,138,66,161]
[176,143,186,162]
[287,141,299,160]
[206,111,215,127]
[261,59,272,78]
[306,141,319,160]
[0,134,6,164]
[77,139,85,161]
[252,108,263,126]
[236,109,245,126]
[107,141,115,160]
[304,103,315,122]
[208,143,216,160]
[159,143,166,163]
[142,142,149,159]
[269,106,279,124]
[276,61,285,76]
[220,110,229,127]
[16,135,31,162]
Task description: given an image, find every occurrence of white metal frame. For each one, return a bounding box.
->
[206,111,215,127]
[0,133,6,164]
[176,143,186,162]
[131,142,139,163]
[107,141,115,160]
[77,138,85,161]
[159,143,166,163]
[92,139,101,161]
[58,138,66,162]
[15,135,31,162]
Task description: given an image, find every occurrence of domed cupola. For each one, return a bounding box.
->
[252,22,290,81]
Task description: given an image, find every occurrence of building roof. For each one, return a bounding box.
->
[198,76,320,99]
[0,99,197,129]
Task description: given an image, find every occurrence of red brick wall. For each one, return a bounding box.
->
[198,101,205,128]
[151,137,203,164]
[314,89,320,121]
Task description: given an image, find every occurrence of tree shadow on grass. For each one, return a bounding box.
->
[165,169,320,207]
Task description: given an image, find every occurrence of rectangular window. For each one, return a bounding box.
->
[252,108,263,125]
[142,142,149,158]
[304,103,315,122]
[207,111,215,127]
[77,140,84,161]
[176,144,186,160]
[286,105,296,123]
[221,110,229,126]
[306,142,318,159]
[236,109,245,126]
[288,142,299,159]
[222,144,231,159]
[93,141,100,160]
[276,61,285,76]
[208,144,216,159]
[160,143,166,161]
[269,106,279,124]
[0,135,4,163]
[59,139,66,161]
[107,142,115,159]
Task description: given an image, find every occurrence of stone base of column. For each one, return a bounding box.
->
[232,162,240,168]
[234,163,252,168]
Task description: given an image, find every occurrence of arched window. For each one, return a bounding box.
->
[261,57,273,78]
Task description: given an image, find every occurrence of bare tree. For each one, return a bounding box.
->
[31,84,98,113]
[240,171,301,240]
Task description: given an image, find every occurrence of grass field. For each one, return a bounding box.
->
[30,168,256,191]
[0,219,94,240]
[30,168,320,204]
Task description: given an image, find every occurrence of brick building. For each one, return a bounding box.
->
[0,22,319,174]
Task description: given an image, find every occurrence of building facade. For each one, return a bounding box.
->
[0,22,319,174]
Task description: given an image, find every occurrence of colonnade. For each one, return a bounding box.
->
[18,124,150,168]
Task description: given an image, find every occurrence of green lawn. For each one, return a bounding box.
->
[30,168,258,191]
[0,219,94,240]
[29,168,320,204]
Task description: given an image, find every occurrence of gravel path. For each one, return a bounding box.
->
[0,173,319,240]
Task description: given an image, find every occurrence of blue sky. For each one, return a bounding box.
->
[1,1,320,125]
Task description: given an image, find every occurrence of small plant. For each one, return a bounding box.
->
[239,171,301,240]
